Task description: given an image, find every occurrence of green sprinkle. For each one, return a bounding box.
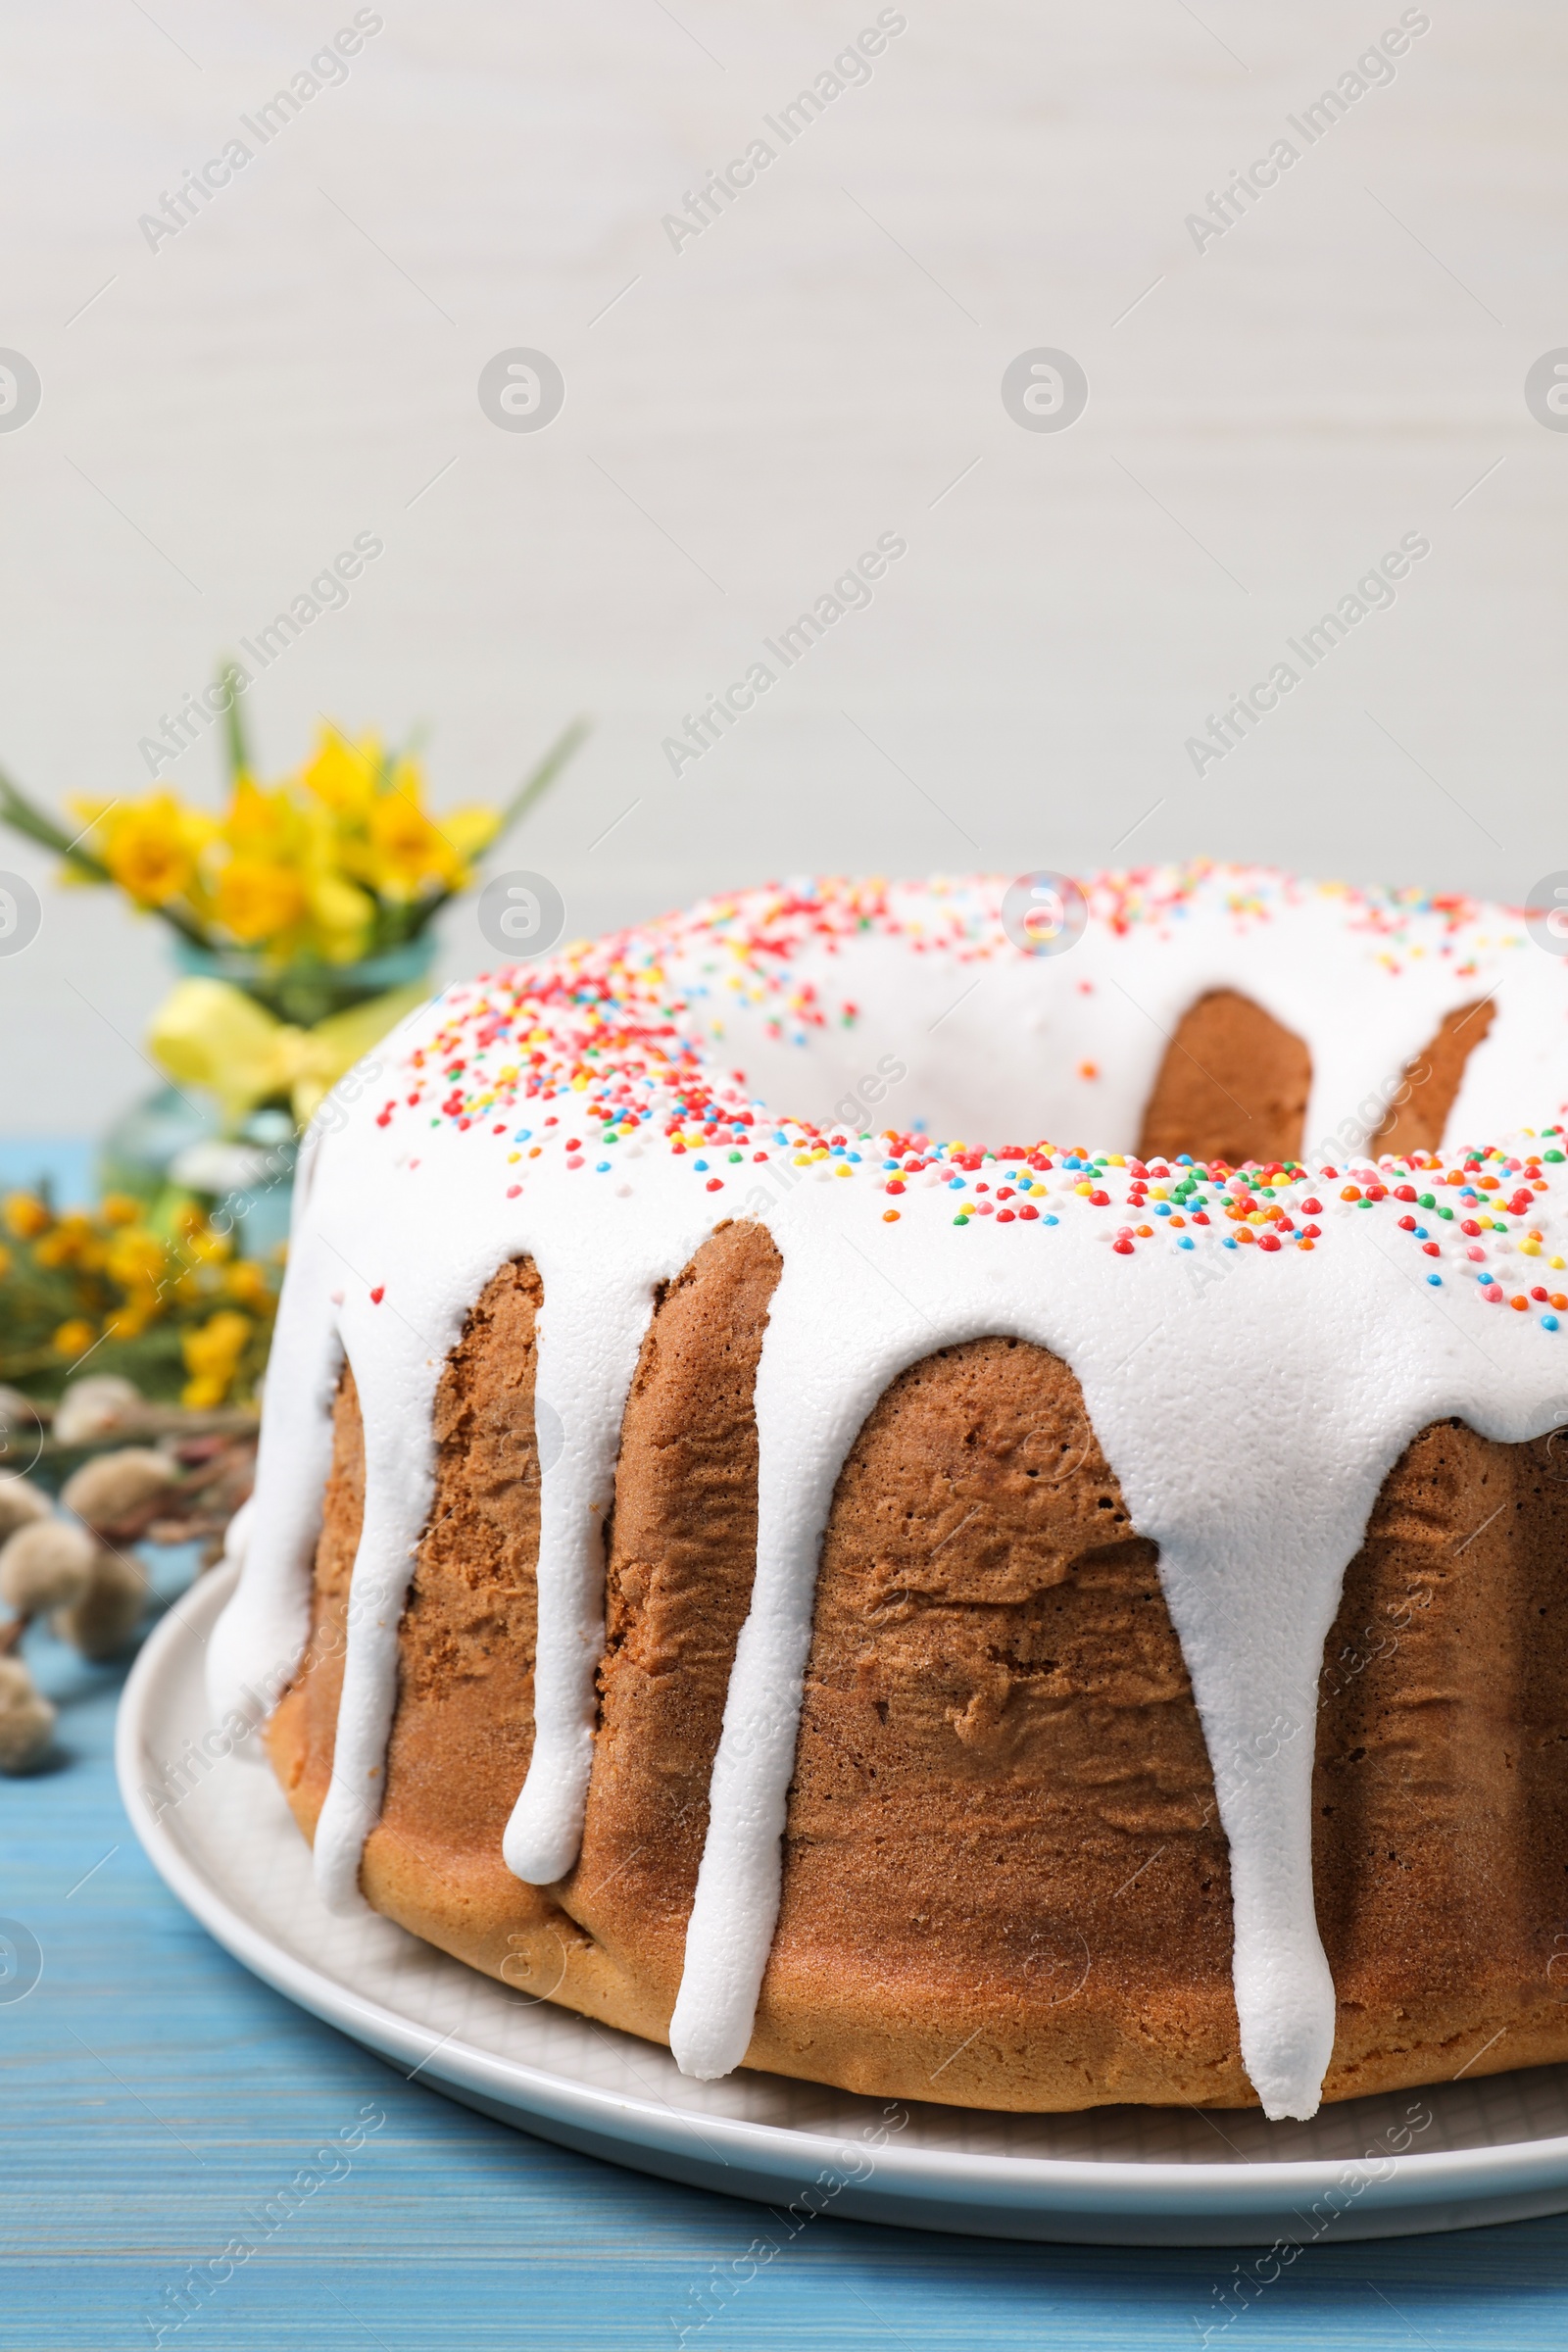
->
[1417,1193,1435,1208]
[1437,1205,1454,1220]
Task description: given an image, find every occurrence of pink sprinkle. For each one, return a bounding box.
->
[330,1289,345,1305]
[1484,1284,1503,1302]
[507,1184,521,1199]
[369,1286,385,1304]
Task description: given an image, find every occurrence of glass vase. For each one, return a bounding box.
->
[98,936,436,1254]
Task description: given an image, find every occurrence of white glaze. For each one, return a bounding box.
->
[209,867,1568,2118]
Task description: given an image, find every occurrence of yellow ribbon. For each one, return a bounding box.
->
[148,975,430,1128]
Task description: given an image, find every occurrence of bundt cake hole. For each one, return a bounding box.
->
[1136,987,1495,1168]
[1371,998,1494,1155]
[1137,988,1311,1167]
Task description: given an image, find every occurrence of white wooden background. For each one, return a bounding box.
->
[1,0,1564,1132]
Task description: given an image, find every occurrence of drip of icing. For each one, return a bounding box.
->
[208,866,1568,2117]
[501,1257,665,1884]
[205,1234,342,1744]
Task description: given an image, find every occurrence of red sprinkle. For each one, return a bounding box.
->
[369,1286,385,1304]
[1113,1237,1134,1254]
[706,1177,722,1192]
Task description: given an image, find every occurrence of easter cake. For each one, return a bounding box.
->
[210,865,1568,2118]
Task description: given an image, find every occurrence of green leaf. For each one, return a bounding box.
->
[0,761,111,881]
[489,715,590,851]
[217,659,252,780]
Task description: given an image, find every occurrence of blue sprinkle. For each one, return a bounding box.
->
[596,1161,611,1172]
[514,1129,532,1142]
[1178,1236,1195,1250]
[693,1158,709,1170]
[1413,1226,1428,1240]
[1545,1314,1560,1330]
[1223,1237,1238,1250]
[1176,1153,1194,1166]
[1427,1273,1443,1286]
[848,1152,862,1162]
[1044,1214,1059,1226]
[882,1159,900,1170]
[949,1177,966,1190]
[1154,1203,1171,1218]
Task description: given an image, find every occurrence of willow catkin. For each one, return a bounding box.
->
[0,1518,97,1613]
[52,1549,149,1662]
[0,1655,56,1773]
[60,1448,175,1531]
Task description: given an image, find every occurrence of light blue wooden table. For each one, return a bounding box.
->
[6,1147,1568,2348]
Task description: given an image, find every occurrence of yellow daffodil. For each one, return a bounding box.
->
[365,772,463,899]
[304,866,374,963]
[221,778,300,860]
[19,708,583,976]
[302,727,382,819]
[215,858,309,944]
[438,805,502,866]
[73,791,217,908]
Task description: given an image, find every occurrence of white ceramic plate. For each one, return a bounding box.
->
[119,1564,1568,2245]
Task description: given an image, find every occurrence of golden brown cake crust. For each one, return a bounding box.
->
[564,1218,782,2034]
[270,1226,1568,2111]
[1314,1416,1568,2096]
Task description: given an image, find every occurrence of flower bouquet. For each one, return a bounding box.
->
[0,671,585,1237]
